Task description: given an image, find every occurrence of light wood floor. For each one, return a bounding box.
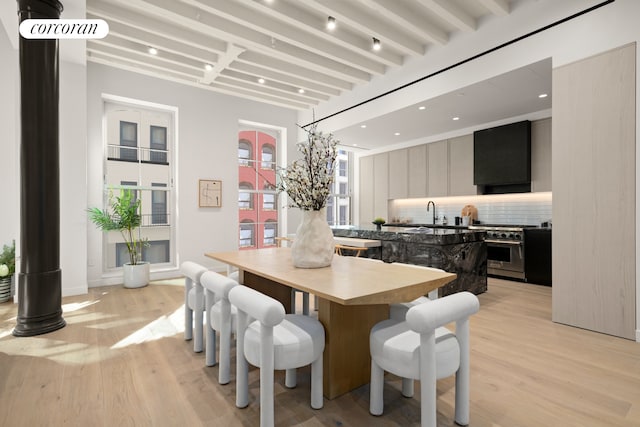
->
[1,278,639,427]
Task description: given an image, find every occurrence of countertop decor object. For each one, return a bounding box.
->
[277,124,338,268]
[372,217,386,231]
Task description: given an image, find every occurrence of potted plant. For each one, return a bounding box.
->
[372,217,386,231]
[88,189,149,288]
[0,240,15,303]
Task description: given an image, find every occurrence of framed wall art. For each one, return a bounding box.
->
[199,179,222,207]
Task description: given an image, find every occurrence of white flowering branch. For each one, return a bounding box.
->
[277,124,338,211]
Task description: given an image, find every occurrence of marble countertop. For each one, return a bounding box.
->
[332,225,486,245]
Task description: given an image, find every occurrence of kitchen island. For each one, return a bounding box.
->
[332,225,487,295]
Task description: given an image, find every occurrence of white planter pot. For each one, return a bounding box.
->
[123,263,150,288]
[291,208,334,268]
[0,276,11,303]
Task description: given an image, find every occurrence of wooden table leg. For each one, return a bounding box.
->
[242,271,293,314]
[317,299,389,399]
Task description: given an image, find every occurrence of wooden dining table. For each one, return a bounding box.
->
[205,247,456,399]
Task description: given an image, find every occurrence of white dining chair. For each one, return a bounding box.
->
[369,291,479,427]
[201,270,239,384]
[181,261,209,353]
[389,263,443,321]
[229,285,325,427]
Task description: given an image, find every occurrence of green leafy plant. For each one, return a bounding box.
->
[88,189,147,265]
[0,240,15,277]
[372,217,386,225]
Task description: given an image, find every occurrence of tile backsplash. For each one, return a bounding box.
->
[388,192,552,226]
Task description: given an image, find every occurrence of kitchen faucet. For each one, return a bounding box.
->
[427,200,435,225]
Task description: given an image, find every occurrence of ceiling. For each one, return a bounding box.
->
[332,57,552,150]
[86,0,519,112]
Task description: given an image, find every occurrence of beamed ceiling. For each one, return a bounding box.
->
[86,0,514,111]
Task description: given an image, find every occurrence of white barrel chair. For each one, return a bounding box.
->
[180,261,209,353]
[201,271,239,384]
[369,291,480,427]
[389,264,443,320]
[229,285,325,427]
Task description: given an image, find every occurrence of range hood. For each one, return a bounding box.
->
[473,120,531,194]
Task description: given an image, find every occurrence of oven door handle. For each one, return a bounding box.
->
[485,239,522,245]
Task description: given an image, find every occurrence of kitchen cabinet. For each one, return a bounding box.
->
[552,43,635,339]
[427,140,448,196]
[448,134,476,196]
[408,144,428,197]
[531,118,552,192]
[373,152,389,220]
[524,228,551,286]
[388,148,408,199]
[359,155,374,225]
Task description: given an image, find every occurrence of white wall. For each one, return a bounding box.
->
[87,63,298,285]
[299,0,640,340]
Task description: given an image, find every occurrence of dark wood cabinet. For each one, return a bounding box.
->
[524,228,551,286]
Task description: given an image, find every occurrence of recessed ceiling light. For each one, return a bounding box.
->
[327,16,336,30]
[452,117,460,121]
[204,63,213,71]
[418,106,426,110]
[147,47,158,55]
[298,88,305,94]
[394,132,400,136]
[352,143,358,147]
[539,93,548,98]
[360,124,367,128]
[258,78,265,84]
[372,37,381,51]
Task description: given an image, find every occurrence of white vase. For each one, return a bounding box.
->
[123,262,150,288]
[291,208,334,268]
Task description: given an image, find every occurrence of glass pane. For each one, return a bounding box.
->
[120,121,138,161]
[150,126,167,163]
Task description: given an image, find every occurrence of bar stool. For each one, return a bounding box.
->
[334,244,368,257]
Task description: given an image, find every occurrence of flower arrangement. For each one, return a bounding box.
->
[277,124,338,211]
[0,240,15,278]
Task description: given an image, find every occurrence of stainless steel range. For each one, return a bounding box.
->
[469,225,532,280]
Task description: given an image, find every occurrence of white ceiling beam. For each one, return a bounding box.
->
[185,0,390,74]
[299,0,425,56]
[358,0,448,45]
[90,36,206,73]
[87,44,198,78]
[478,0,511,17]
[240,0,404,67]
[217,70,327,103]
[88,52,312,110]
[214,75,319,106]
[119,0,371,84]
[87,13,219,66]
[237,51,353,92]
[415,0,476,32]
[227,62,341,97]
[87,0,227,54]
[201,44,244,84]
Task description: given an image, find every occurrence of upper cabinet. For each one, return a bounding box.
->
[427,140,448,197]
[408,145,428,197]
[531,118,552,192]
[388,149,408,199]
[448,134,476,196]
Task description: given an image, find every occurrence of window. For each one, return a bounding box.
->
[338,159,347,177]
[238,128,279,249]
[326,150,353,226]
[239,182,254,210]
[116,240,170,267]
[263,193,275,210]
[120,181,138,204]
[239,222,255,248]
[119,121,138,161]
[152,183,167,225]
[150,125,167,164]
[264,221,276,246]
[239,140,252,166]
[261,145,275,169]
